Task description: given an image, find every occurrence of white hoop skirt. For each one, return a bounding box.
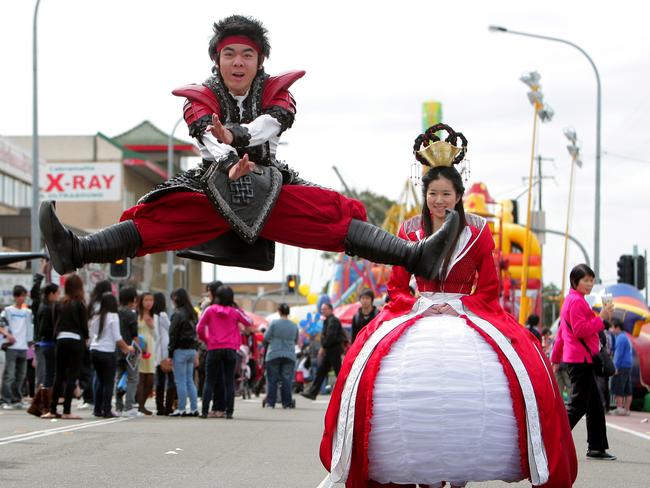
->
[368,314,523,486]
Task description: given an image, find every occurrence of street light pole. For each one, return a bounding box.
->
[31,0,42,277]
[560,128,582,307]
[166,117,183,315]
[489,25,602,282]
[518,71,553,324]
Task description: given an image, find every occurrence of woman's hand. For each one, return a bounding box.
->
[145,315,154,329]
[207,114,234,145]
[599,303,614,320]
[424,303,459,317]
[194,354,199,368]
[551,363,560,374]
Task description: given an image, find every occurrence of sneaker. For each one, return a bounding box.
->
[169,410,183,417]
[77,402,91,410]
[613,407,627,416]
[586,450,617,460]
[123,408,145,418]
[138,408,153,416]
[2,403,15,410]
[300,392,317,401]
[12,402,24,410]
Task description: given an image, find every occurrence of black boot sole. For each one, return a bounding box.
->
[39,201,77,274]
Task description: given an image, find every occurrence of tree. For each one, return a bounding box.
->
[542,283,561,327]
[352,189,396,227]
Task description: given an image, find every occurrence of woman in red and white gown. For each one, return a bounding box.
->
[318,127,577,488]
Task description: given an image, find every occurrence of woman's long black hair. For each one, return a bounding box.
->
[214,285,239,309]
[152,292,166,316]
[88,280,112,318]
[172,288,198,323]
[97,292,118,339]
[421,166,467,280]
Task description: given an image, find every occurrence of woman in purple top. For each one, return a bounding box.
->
[551,264,615,461]
[197,285,252,419]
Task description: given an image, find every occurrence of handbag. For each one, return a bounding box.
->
[565,321,615,377]
[160,357,173,374]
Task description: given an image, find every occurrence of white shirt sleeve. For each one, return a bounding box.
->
[197,114,282,161]
[241,114,282,146]
[109,313,123,344]
[199,133,237,161]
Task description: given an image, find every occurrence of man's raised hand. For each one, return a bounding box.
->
[207,114,234,145]
[228,154,256,180]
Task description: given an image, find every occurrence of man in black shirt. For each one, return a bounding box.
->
[351,289,379,343]
[301,303,346,400]
[115,287,140,416]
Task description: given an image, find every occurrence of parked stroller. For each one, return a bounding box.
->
[235,344,252,400]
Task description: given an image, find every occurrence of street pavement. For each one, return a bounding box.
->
[0,397,648,488]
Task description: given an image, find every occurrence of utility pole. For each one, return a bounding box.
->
[536,155,554,212]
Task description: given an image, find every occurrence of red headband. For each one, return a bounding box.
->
[216,35,262,56]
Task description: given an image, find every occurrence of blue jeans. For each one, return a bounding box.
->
[203,349,237,415]
[173,349,198,412]
[1,349,27,404]
[266,357,294,407]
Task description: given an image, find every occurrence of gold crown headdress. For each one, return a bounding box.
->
[413,123,468,168]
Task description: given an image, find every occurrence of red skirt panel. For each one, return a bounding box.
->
[120,185,367,256]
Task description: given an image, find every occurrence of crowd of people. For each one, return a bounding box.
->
[0,273,310,420]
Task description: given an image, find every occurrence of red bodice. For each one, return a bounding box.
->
[388,215,498,300]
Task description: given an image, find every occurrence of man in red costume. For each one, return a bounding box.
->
[40,15,457,282]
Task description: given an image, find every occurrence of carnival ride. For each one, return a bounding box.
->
[593,284,650,403]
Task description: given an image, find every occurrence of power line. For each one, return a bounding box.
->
[603,151,650,164]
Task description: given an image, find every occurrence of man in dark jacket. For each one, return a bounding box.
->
[301,303,346,400]
[115,287,140,416]
[350,289,379,343]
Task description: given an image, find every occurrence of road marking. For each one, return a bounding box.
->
[0,417,130,446]
[606,422,650,441]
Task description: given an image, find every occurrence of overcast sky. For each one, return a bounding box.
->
[2,0,649,294]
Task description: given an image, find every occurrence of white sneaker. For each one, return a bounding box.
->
[613,407,627,416]
[1,403,14,410]
[12,402,24,410]
[77,402,91,410]
[123,408,144,418]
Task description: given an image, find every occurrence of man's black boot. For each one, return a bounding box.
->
[39,201,141,275]
[344,209,459,281]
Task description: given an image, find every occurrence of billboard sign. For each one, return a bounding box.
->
[40,162,122,201]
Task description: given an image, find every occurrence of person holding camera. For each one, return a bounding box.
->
[551,264,616,461]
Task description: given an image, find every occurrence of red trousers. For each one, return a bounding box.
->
[120,185,366,256]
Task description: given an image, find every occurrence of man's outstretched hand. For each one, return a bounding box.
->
[228,154,256,180]
[207,114,234,145]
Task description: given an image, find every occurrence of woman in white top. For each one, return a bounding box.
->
[153,292,176,415]
[89,292,133,418]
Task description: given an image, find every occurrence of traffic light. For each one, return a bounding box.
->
[286,274,298,294]
[616,255,634,285]
[635,255,646,290]
[109,258,131,280]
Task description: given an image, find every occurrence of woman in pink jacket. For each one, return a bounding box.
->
[196,285,252,419]
[551,264,615,461]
